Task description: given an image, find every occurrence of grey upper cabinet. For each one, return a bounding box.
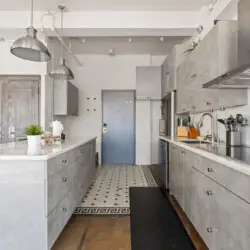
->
[162,43,190,98]
[176,20,247,114]
[136,66,161,99]
[54,81,79,116]
[190,21,238,87]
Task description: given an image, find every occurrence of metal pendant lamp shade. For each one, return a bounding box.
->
[11,27,51,62]
[10,0,51,62]
[49,6,74,80]
[49,57,74,80]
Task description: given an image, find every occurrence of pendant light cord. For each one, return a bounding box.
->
[31,0,34,26]
[61,8,64,57]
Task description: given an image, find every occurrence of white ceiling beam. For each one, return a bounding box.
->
[0,11,198,38]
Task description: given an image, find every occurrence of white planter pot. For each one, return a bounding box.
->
[27,135,41,148]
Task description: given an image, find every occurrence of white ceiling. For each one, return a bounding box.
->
[1,0,211,11]
[58,36,187,55]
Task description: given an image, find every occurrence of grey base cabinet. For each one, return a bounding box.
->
[0,139,96,250]
[169,142,250,250]
[169,144,184,209]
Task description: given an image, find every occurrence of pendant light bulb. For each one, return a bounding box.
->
[10,0,51,62]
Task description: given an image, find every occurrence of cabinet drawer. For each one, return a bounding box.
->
[47,193,71,249]
[47,161,77,215]
[47,149,75,178]
[208,173,250,250]
[191,168,215,249]
[193,155,250,203]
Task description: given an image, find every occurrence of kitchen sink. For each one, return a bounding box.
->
[182,140,210,144]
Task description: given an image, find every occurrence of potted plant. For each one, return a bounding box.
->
[24,125,43,147]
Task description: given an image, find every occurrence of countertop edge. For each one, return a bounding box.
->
[0,137,97,161]
[45,137,97,160]
[160,136,250,176]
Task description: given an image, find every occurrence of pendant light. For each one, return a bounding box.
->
[49,6,74,80]
[10,0,51,62]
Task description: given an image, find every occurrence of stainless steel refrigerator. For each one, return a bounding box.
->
[158,90,176,189]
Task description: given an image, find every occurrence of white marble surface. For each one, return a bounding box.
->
[160,136,250,176]
[0,137,97,161]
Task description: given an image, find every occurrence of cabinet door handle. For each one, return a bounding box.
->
[207,228,213,233]
[62,207,67,212]
[206,190,213,196]
[207,168,214,172]
[62,159,67,164]
[62,177,67,182]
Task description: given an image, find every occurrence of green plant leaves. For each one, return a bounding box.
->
[24,125,43,136]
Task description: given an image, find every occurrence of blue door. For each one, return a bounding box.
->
[102,90,135,165]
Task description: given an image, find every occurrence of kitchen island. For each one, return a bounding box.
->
[0,137,97,250]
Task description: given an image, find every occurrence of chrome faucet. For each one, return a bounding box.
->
[197,112,216,144]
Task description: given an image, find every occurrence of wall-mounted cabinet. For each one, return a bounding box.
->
[54,81,78,116]
[176,20,247,114]
[162,42,191,98]
[136,66,161,100]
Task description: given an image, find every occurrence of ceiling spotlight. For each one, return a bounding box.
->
[160,37,164,42]
[108,48,115,56]
[208,0,218,11]
[128,38,132,43]
[196,25,204,34]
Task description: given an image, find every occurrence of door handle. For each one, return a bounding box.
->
[103,123,108,134]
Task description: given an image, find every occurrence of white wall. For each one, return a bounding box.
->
[0,40,50,130]
[56,54,166,164]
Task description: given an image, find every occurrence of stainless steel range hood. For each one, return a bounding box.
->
[203,0,250,89]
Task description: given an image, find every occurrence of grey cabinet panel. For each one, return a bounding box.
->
[176,20,247,114]
[67,82,79,116]
[168,141,250,250]
[136,66,161,99]
[54,81,78,116]
[211,178,250,250]
[169,144,184,209]
[193,154,250,203]
[191,168,215,249]
[193,166,250,250]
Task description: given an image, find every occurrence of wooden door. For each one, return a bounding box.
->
[0,76,40,142]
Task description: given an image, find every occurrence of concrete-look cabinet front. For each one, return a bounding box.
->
[0,138,96,250]
[169,143,250,250]
[176,20,247,114]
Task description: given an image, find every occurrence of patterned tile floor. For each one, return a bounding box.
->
[75,165,157,215]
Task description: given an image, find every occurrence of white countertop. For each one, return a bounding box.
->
[160,136,250,176]
[0,137,97,161]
